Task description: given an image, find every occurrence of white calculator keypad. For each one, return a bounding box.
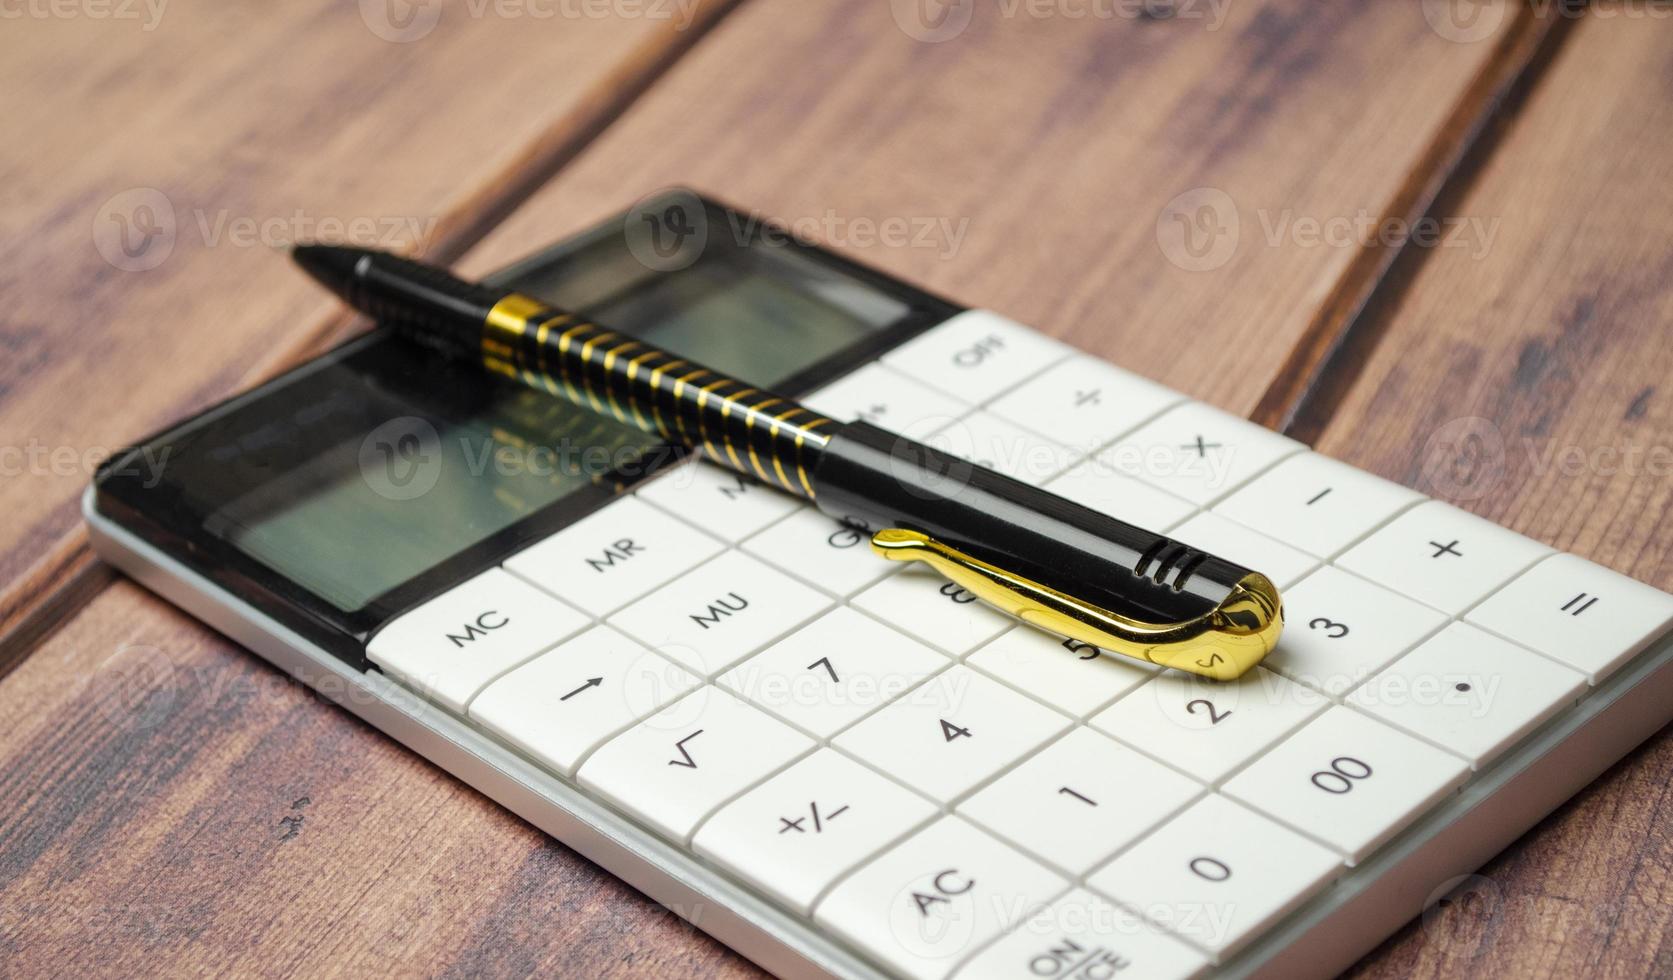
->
[693,748,939,913]
[815,815,1069,980]
[1348,622,1586,768]
[959,727,1202,875]
[469,625,701,776]
[607,550,830,677]
[881,309,1071,405]
[986,354,1185,456]
[365,311,1673,978]
[577,686,814,841]
[368,568,589,713]
[834,665,1072,804]
[955,888,1211,980]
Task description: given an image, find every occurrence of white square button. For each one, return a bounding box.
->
[470,626,700,776]
[1090,667,1326,784]
[966,626,1155,718]
[815,815,1068,980]
[987,354,1185,456]
[881,309,1071,405]
[960,727,1202,875]
[506,496,723,616]
[1336,501,1553,615]
[834,665,1072,804]
[1086,794,1340,958]
[608,551,830,677]
[719,607,945,739]
[743,507,894,597]
[577,687,814,842]
[955,888,1210,980]
[368,568,589,714]
[1095,401,1303,505]
[1169,511,1318,590]
[802,361,969,438]
[1044,459,1198,532]
[1349,622,1586,768]
[1222,705,1470,863]
[1263,566,1448,697]
[1214,452,1422,558]
[852,565,1015,658]
[637,461,800,542]
[926,410,1076,487]
[694,749,938,913]
[1467,553,1673,682]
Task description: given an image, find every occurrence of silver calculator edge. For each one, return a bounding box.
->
[82,485,1673,980]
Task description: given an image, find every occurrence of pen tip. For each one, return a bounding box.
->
[291,243,373,294]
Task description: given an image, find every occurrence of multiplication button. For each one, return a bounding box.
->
[1221,706,1469,863]
[814,815,1068,980]
[1466,552,1673,682]
[1093,401,1303,506]
[469,626,700,776]
[577,687,814,842]
[693,749,938,914]
[1086,795,1340,959]
[607,551,830,677]
[1336,500,1552,615]
[881,309,1072,405]
[505,496,723,616]
[955,889,1210,980]
[959,727,1202,875]
[367,568,589,714]
[637,460,800,542]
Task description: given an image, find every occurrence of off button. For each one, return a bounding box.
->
[368,568,590,713]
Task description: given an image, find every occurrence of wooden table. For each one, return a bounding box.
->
[3,1,1669,976]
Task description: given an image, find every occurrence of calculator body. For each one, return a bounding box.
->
[86,191,1673,979]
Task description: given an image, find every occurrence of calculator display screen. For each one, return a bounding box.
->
[178,198,933,616]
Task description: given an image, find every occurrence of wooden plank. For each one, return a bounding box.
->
[0,2,1583,978]
[1295,13,1673,979]
[0,0,735,630]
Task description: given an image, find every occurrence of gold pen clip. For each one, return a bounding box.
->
[870,528,1282,681]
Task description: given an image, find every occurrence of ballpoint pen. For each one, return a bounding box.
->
[292,244,1283,679]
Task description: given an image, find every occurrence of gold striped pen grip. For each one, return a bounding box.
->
[480,293,833,499]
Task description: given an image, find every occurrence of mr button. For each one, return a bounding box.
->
[369,568,589,713]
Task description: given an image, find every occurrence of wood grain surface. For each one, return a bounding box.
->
[2,2,1668,978]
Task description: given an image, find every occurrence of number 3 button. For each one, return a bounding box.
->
[1222,706,1469,863]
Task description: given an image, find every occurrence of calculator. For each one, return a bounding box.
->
[85,191,1673,979]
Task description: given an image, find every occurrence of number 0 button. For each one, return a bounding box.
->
[1221,706,1469,863]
